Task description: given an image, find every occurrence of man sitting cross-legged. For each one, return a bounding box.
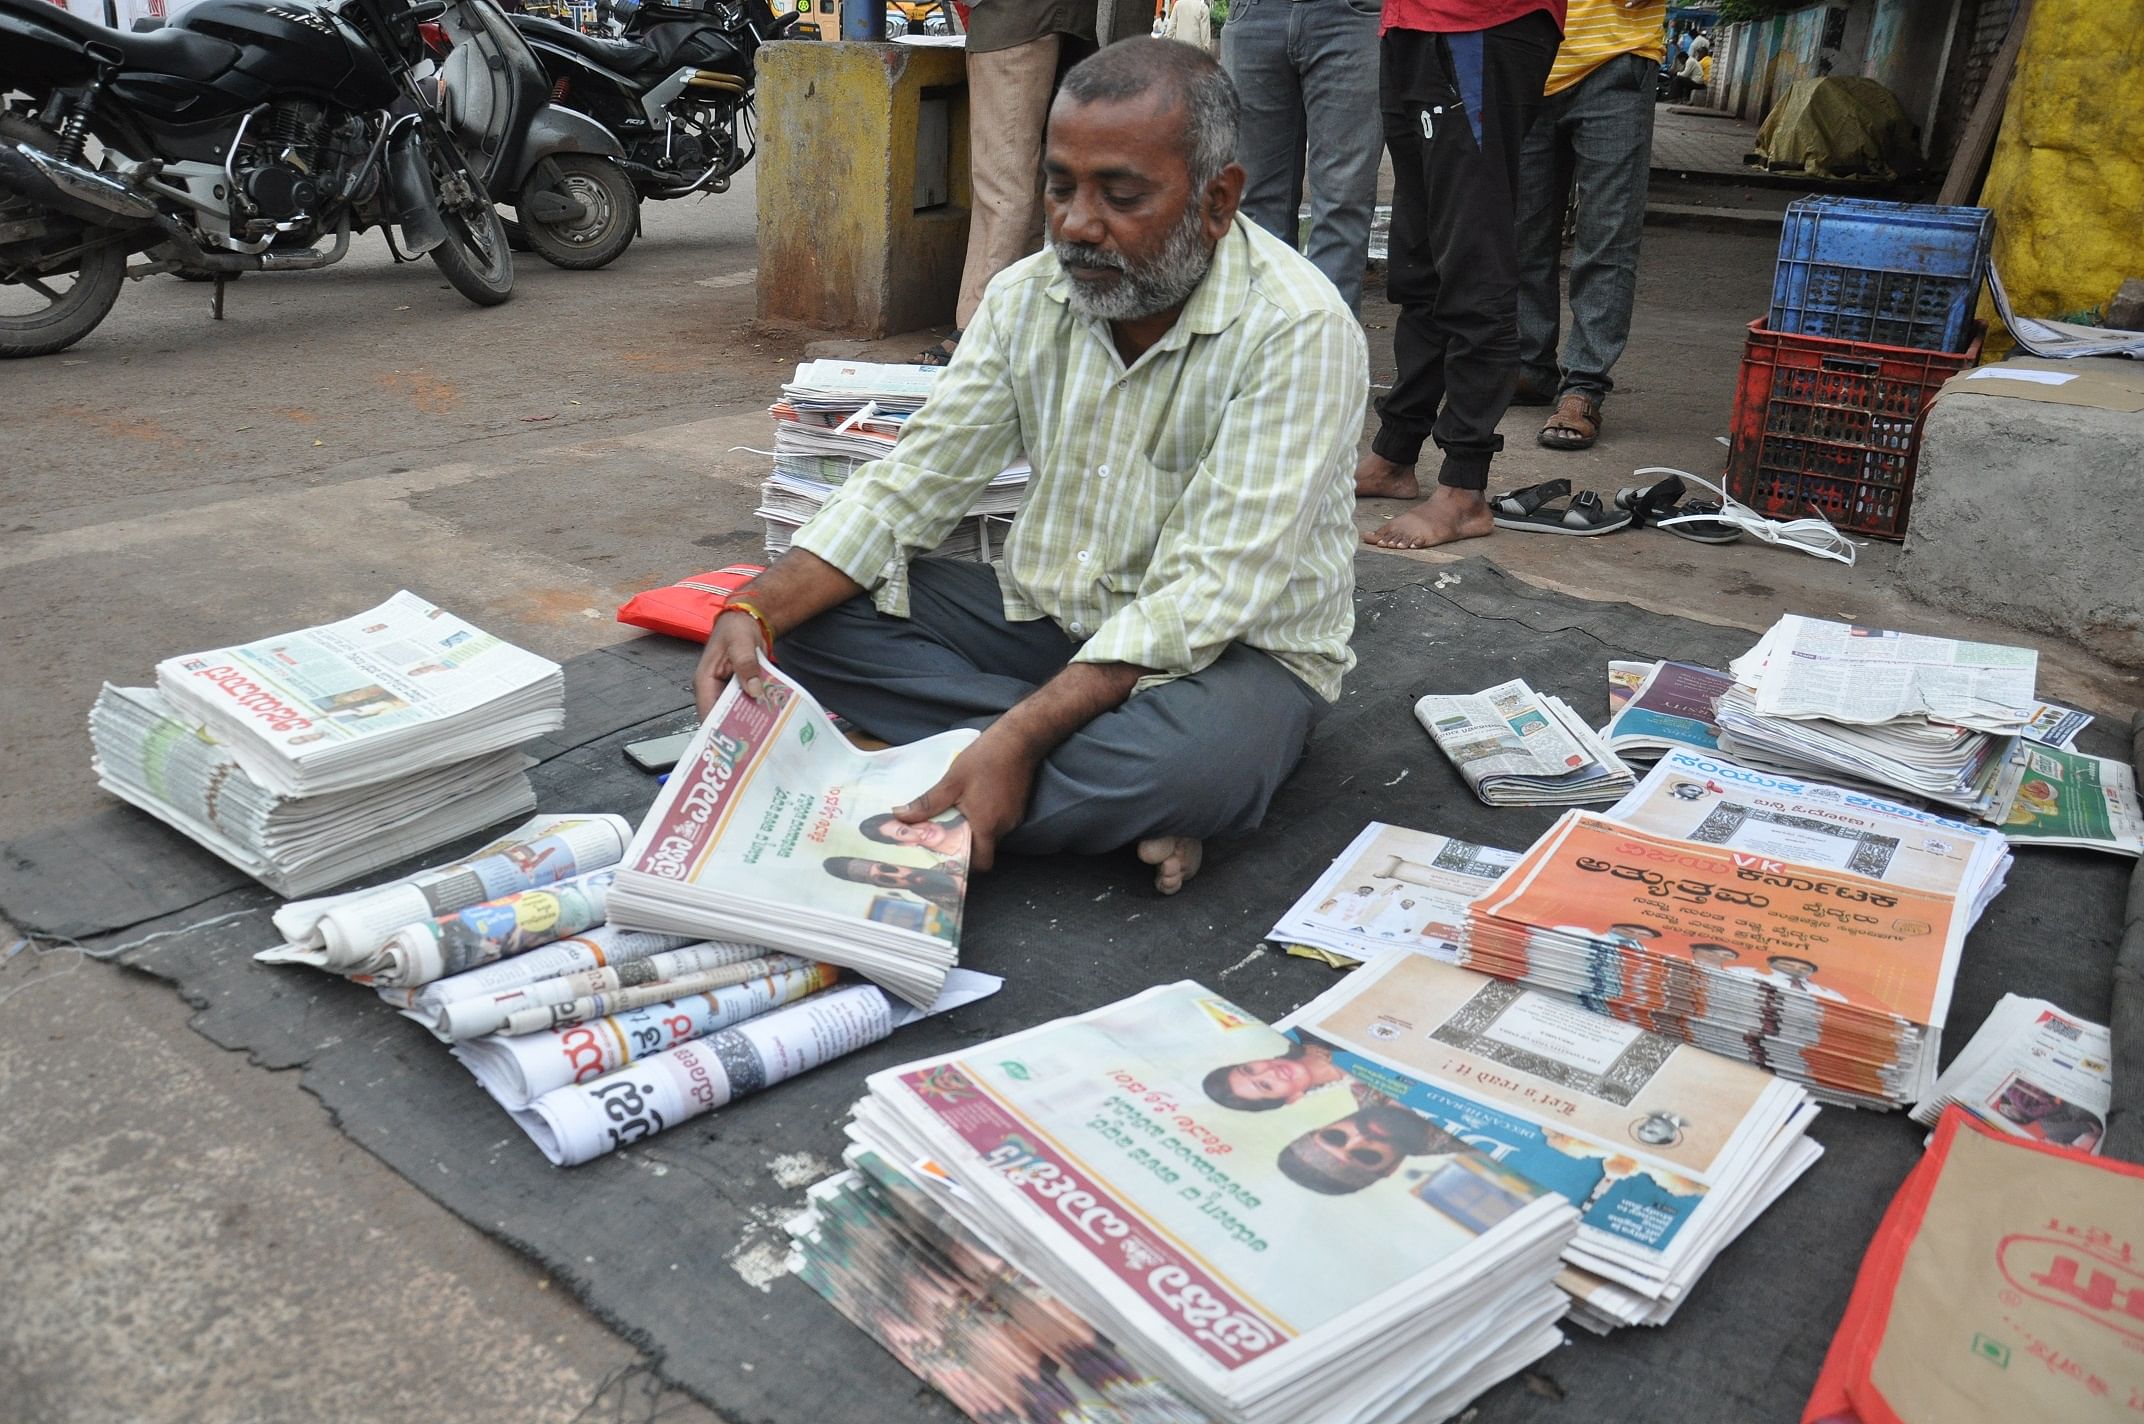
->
[691,38,1367,896]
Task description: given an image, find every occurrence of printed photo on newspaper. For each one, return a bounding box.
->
[1266,823,1519,967]
[1276,954,1815,1293]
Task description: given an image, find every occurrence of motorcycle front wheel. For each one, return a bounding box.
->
[0,115,129,358]
[424,134,514,307]
[518,155,637,272]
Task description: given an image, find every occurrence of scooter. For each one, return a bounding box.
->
[502,0,793,270]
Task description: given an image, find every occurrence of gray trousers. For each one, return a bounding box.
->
[1515,51,1656,401]
[1221,0,1383,312]
[777,559,1329,856]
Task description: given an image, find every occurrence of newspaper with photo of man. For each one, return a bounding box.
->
[1911,994,2112,1154]
[1277,953,1819,1326]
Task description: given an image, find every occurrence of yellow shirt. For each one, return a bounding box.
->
[1545,0,1668,96]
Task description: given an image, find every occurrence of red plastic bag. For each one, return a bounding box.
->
[614,565,764,643]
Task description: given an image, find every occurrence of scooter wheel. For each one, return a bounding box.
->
[518,155,638,272]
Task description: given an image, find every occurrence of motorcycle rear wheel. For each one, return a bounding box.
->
[424,135,514,307]
[518,155,637,272]
[0,115,129,359]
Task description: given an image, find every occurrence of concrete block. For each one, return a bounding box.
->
[1898,379,2144,670]
[755,42,971,337]
[2108,276,2144,332]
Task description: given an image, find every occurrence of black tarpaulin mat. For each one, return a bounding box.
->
[2103,713,2144,1164]
[20,557,2135,1424]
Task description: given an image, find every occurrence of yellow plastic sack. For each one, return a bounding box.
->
[1753,76,1920,180]
[1977,2,2144,350]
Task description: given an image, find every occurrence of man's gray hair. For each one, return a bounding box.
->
[1058,38,1241,191]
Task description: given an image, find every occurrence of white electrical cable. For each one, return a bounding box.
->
[1633,466,1860,566]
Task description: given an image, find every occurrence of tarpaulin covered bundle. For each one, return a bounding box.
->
[1754,77,1921,180]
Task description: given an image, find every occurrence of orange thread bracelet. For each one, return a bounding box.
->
[723,598,778,661]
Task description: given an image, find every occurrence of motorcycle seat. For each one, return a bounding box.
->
[510,16,668,80]
[15,0,240,81]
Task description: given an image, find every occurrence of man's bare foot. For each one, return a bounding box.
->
[1137,836,1204,895]
[1363,484,1497,551]
[1354,451,1420,501]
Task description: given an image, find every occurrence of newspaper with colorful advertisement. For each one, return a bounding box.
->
[1992,741,2144,856]
[1277,953,1817,1300]
[1911,994,2111,1153]
[1601,662,1734,761]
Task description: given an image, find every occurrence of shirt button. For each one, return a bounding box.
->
[1076,550,1089,562]
[1117,379,1128,390]
[1097,465,1110,479]
[1070,621,1084,635]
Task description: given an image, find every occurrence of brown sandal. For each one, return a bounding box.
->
[1538,392,1602,451]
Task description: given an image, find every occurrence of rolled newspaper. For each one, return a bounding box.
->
[453,962,841,1108]
[488,953,811,1037]
[515,984,902,1167]
[383,924,695,1021]
[367,870,618,989]
[428,939,777,1041]
[259,813,633,974]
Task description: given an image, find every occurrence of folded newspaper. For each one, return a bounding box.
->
[257,813,634,973]
[1414,679,1635,806]
[606,665,978,1007]
[152,591,564,798]
[1909,994,2110,1153]
[1266,823,1518,968]
[1281,953,1820,1330]
[793,981,1582,1424]
[1461,750,2013,1109]
[89,683,536,897]
[1601,662,1734,762]
[1990,740,2144,857]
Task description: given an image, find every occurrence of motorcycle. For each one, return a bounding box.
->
[504,0,793,267]
[0,0,539,356]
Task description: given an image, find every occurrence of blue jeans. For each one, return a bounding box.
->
[1515,51,1656,402]
[1221,0,1383,311]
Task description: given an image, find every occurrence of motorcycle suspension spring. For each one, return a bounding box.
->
[54,85,100,165]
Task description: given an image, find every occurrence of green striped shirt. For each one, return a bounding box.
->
[793,216,1367,702]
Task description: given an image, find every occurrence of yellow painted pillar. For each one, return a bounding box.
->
[1976,2,2144,348]
[755,42,973,337]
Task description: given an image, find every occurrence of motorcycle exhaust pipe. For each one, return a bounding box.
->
[0,141,163,229]
[385,129,448,257]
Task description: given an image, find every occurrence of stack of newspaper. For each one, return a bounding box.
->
[151,592,564,797]
[1266,823,1518,968]
[88,684,535,897]
[1989,740,2144,856]
[1414,679,1635,806]
[1460,750,2012,1109]
[1600,661,1735,762]
[757,360,1030,560]
[606,665,978,1008]
[1910,994,2111,1153]
[92,594,563,894]
[1713,615,2035,818]
[1282,953,1821,1330]
[792,982,1582,1424]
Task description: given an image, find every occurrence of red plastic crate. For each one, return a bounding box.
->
[1725,318,1983,540]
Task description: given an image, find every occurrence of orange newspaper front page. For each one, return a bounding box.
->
[1463,814,1969,1106]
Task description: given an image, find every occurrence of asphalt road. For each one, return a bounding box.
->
[2,182,783,1424]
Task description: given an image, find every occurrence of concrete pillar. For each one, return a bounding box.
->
[755,42,972,337]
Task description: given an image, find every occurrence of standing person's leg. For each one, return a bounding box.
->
[776,559,1075,744]
[1221,0,1309,254]
[1294,0,1384,311]
[1514,85,1575,406]
[953,35,1063,333]
[1354,30,1446,508]
[1001,644,1329,891]
[1542,51,1655,445]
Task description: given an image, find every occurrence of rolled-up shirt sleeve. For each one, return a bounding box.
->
[1073,308,1366,689]
[791,299,1025,618]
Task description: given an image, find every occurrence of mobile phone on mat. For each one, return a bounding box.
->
[623,731,694,773]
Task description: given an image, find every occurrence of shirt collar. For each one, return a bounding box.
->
[1042,216,1253,346]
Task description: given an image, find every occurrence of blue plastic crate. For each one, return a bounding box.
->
[1768,197,1995,353]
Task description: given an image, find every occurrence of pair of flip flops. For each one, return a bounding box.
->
[1491,478,1630,535]
[1613,474,1742,543]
